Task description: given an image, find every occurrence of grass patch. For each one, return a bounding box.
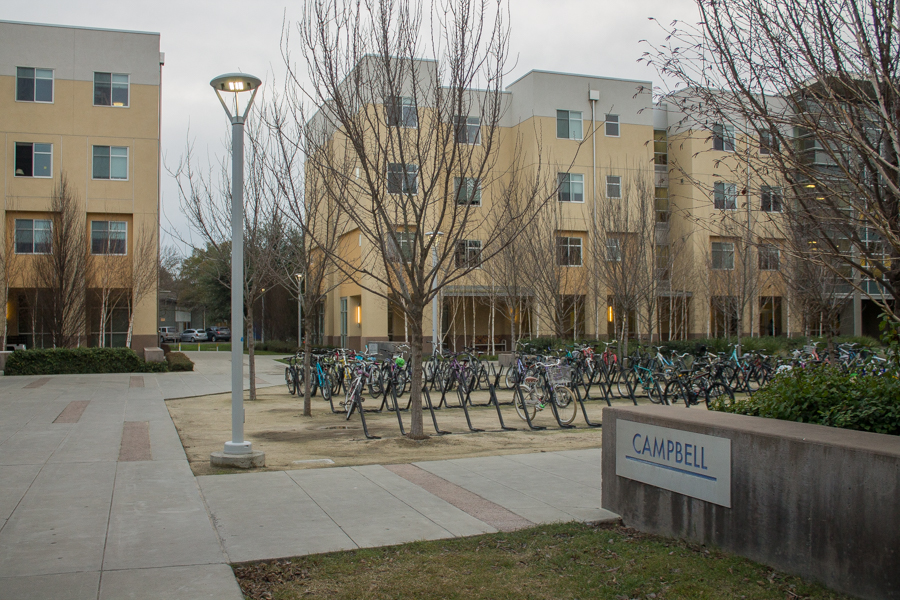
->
[232,522,847,600]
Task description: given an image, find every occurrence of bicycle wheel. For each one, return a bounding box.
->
[321,374,332,403]
[663,379,686,407]
[285,367,296,395]
[553,385,578,425]
[705,381,734,408]
[647,380,665,404]
[504,367,518,389]
[368,367,384,398]
[395,370,408,397]
[618,369,637,398]
[515,385,538,421]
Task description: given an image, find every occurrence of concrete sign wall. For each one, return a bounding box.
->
[601,406,900,600]
[616,420,731,507]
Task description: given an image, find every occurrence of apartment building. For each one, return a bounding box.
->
[0,21,162,351]
[310,59,872,349]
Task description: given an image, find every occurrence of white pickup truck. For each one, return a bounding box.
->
[158,327,178,344]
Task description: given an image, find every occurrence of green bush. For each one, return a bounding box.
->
[710,364,900,436]
[166,351,194,372]
[5,347,168,376]
[254,340,298,353]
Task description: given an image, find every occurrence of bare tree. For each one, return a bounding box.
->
[263,86,346,416]
[125,225,160,349]
[289,0,556,438]
[34,173,90,348]
[171,124,281,400]
[643,0,900,327]
[593,166,657,354]
[518,197,590,340]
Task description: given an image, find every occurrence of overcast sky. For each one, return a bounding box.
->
[2,0,698,252]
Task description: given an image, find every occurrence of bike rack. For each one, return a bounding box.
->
[421,386,450,435]
[572,385,602,427]
[455,384,484,432]
[514,384,546,431]
[487,382,516,431]
[346,391,380,440]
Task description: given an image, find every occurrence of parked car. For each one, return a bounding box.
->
[206,326,231,342]
[180,329,209,342]
[158,327,178,345]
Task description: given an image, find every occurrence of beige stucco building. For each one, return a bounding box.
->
[0,21,162,351]
[310,61,871,350]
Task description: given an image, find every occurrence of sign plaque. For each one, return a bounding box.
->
[616,419,732,507]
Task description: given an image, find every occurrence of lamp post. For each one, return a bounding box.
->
[209,73,265,468]
[295,273,304,349]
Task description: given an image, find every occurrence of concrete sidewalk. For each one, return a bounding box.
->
[0,357,613,599]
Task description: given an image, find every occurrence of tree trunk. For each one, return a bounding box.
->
[407,304,426,439]
[247,314,257,401]
[126,302,135,349]
[99,291,108,348]
[303,311,313,416]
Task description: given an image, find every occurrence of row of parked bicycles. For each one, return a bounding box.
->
[283,339,894,437]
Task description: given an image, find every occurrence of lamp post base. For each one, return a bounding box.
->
[210,445,265,469]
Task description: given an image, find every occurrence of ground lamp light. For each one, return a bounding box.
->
[209,72,265,469]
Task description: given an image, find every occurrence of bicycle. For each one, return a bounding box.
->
[515,362,578,425]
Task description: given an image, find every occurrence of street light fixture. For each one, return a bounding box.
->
[209,72,265,468]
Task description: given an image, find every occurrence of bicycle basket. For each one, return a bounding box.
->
[546,365,572,387]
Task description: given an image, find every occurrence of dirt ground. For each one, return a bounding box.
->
[167,384,647,476]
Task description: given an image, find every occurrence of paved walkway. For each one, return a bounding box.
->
[0,353,614,599]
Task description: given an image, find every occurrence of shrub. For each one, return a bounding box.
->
[5,347,168,375]
[710,364,900,436]
[166,351,194,372]
[254,340,298,353]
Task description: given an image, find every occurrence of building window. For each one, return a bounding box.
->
[92,146,129,180]
[94,73,129,107]
[455,240,482,268]
[17,67,53,103]
[606,175,622,199]
[761,186,783,212]
[605,114,619,137]
[556,236,582,266]
[713,123,735,152]
[655,186,669,222]
[557,173,584,203]
[556,110,583,140]
[606,238,622,262]
[387,163,418,194]
[656,244,670,280]
[654,130,667,166]
[15,219,52,254]
[759,130,780,155]
[91,221,127,255]
[454,116,481,144]
[388,231,415,262]
[714,182,737,210]
[15,143,52,178]
[711,241,735,270]
[454,177,481,206]
[758,244,780,271]
[386,96,417,128]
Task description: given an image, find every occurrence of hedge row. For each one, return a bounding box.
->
[5,347,168,376]
[519,336,881,356]
[166,351,194,372]
[710,364,900,436]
